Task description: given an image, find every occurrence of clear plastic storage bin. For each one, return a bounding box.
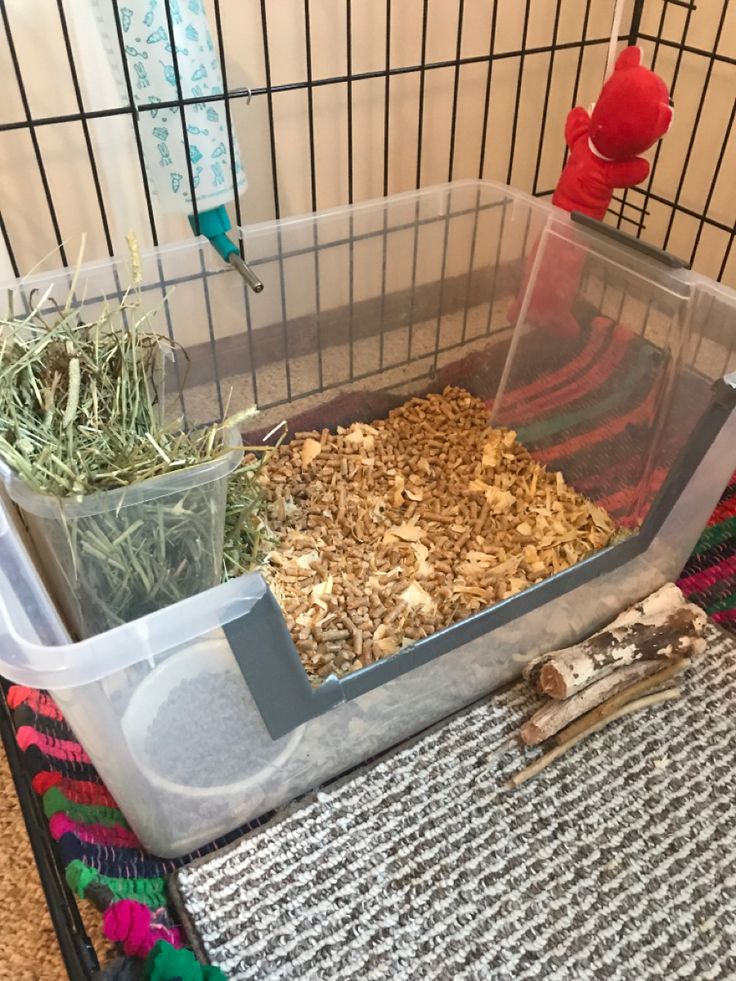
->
[0,181,735,857]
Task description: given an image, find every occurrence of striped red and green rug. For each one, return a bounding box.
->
[679,469,736,628]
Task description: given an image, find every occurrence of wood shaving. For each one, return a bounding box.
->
[301,438,322,467]
[261,387,618,684]
[400,581,435,613]
[384,523,425,543]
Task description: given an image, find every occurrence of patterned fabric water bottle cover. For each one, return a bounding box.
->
[90,0,246,212]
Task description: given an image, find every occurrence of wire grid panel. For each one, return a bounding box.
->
[0,0,622,277]
[169,181,546,429]
[619,0,736,285]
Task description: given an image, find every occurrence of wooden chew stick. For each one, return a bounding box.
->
[508,687,681,789]
[520,660,663,746]
[552,656,689,745]
[523,651,557,692]
[522,583,688,687]
[540,608,703,699]
[525,584,706,700]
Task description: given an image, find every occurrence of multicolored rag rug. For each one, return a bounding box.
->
[678,468,736,629]
[4,319,736,978]
[6,682,266,979]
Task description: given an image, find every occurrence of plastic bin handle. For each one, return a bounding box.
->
[570,212,690,270]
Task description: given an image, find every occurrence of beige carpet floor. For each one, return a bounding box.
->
[0,744,112,980]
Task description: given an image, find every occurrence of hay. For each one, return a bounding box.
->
[0,246,269,636]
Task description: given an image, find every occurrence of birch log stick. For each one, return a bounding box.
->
[524,584,706,700]
[520,660,662,746]
[523,583,688,689]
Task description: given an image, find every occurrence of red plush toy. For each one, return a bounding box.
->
[507,47,672,337]
[553,46,672,220]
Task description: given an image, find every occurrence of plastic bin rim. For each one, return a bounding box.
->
[0,180,546,294]
[4,180,735,309]
[0,570,269,689]
[1,427,242,518]
[236,178,548,237]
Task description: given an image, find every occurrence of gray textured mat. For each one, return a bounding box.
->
[171,624,736,980]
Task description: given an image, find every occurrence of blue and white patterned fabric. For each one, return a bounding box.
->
[92,0,246,212]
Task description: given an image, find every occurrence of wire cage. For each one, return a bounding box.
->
[0,0,732,276]
[2,0,734,421]
[0,0,735,976]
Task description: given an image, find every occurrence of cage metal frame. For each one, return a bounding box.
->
[1,0,733,284]
[0,1,656,267]
[0,0,734,975]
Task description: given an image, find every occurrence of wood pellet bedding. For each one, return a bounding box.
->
[259,387,617,684]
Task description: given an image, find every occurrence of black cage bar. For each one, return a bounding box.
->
[3,0,731,286]
[1,1,732,286]
[0,2,735,976]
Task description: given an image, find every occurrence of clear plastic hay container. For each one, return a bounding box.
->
[0,429,241,639]
[0,180,734,857]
